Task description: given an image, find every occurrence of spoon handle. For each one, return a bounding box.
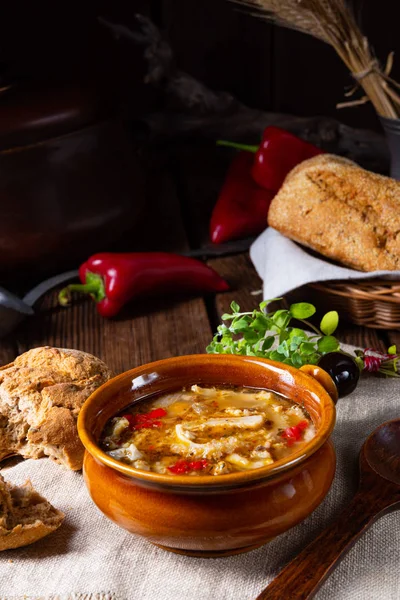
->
[256,490,394,600]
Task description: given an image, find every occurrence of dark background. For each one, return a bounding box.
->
[1,0,400,130]
[1,2,399,363]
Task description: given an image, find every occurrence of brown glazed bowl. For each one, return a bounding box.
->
[78,355,337,557]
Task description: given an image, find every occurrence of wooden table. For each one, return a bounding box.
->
[1,143,399,371]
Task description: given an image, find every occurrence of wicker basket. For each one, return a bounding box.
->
[306,280,400,329]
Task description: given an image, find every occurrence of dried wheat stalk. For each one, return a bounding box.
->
[235,0,400,118]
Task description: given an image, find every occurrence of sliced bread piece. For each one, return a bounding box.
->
[0,473,64,550]
[0,347,112,470]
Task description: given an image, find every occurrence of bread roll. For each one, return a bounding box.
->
[0,473,64,550]
[268,154,400,272]
[0,347,112,470]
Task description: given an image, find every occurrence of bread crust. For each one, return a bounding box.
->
[0,520,62,551]
[0,475,64,551]
[268,154,400,272]
[0,347,112,470]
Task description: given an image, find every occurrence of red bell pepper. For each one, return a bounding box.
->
[168,459,209,474]
[210,151,274,244]
[59,252,229,317]
[218,126,324,192]
[281,420,308,447]
[123,408,167,430]
[211,127,324,245]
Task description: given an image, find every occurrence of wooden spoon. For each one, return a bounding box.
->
[256,418,400,600]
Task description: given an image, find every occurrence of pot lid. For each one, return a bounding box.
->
[0,83,113,150]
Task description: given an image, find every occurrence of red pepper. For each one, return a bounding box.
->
[210,151,274,244]
[146,408,168,419]
[281,420,309,447]
[211,127,324,245]
[59,252,229,317]
[123,408,168,431]
[218,127,324,192]
[168,459,209,475]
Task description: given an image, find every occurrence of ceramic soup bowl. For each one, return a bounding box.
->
[78,355,337,557]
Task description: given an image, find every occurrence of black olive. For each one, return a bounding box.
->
[318,352,360,398]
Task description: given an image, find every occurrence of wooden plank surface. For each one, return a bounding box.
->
[14,290,212,375]
[335,324,386,353]
[7,250,392,376]
[209,254,263,318]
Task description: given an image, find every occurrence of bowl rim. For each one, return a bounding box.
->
[78,354,336,489]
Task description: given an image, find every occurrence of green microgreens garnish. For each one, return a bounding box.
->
[206,299,340,368]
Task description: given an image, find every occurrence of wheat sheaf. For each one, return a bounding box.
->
[235,0,400,118]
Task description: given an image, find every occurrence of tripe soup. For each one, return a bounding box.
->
[100,385,316,476]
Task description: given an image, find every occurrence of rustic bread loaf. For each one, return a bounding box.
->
[0,347,112,470]
[267,154,400,272]
[0,473,64,550]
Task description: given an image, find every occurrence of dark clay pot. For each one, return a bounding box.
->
[0,84,145,275]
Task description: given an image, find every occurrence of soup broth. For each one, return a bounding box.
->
[101,385,315,476]
[100,385,316,476]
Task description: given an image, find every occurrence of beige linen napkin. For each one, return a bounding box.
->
[1,348,399,600]
[250,227,400,300]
